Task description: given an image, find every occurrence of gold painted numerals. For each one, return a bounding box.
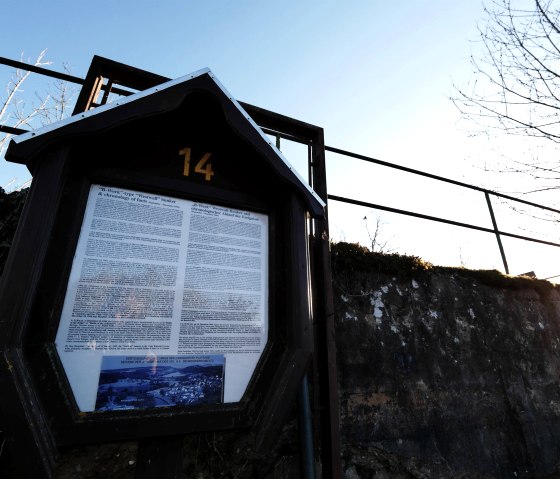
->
[178,147,215,181]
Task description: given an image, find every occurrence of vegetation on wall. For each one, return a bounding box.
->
[330,240,557,296]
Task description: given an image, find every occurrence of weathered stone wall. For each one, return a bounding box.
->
[332,242,560,479]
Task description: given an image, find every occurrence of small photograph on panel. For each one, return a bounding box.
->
[94,354,225,411]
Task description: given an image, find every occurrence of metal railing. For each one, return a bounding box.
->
[2,55,560,277]
[324,145,560,276]
[261,123,560,277]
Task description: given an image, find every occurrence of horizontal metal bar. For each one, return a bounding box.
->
[0,56,84,85]
[328,194,560,248]
[0,116,312,146]
[260,127,312,145]
[0,56,133,97]
[0,125,28,135]
[239,101,322,139]
[3,123,311,146]
[3,123,295,141]
[325,145,560,215]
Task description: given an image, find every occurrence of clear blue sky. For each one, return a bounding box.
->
[3,0,559,279]
[1,1,484,168]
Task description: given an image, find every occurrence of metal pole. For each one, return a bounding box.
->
[485,192,510,274]
[310,129,342,479]
[298,374,316,479]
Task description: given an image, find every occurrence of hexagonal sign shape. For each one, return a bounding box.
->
[0,68,324,477]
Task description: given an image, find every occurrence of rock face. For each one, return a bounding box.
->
[332,242,560,479]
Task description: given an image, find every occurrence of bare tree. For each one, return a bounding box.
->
[1,50,49,155]
[363,214,394,253]
[0,50,76,183]
[452,0,560,192]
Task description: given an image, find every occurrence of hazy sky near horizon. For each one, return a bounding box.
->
[3,0,559,278]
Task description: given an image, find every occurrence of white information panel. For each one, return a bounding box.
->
[55,185,268,412]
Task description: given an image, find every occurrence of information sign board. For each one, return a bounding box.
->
[55,184,268,412]
[0,65,326,478]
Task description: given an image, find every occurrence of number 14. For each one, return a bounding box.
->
[178,147,215,181]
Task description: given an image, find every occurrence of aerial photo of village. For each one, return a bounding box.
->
[94,355,225,411]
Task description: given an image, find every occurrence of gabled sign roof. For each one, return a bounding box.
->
[5,67,325,217]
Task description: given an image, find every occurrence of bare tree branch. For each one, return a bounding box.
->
[0,49,52,157]
[0,50,76,190]
[450,0,560,207]
[453,0,560,146]
[363,214,395,254]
